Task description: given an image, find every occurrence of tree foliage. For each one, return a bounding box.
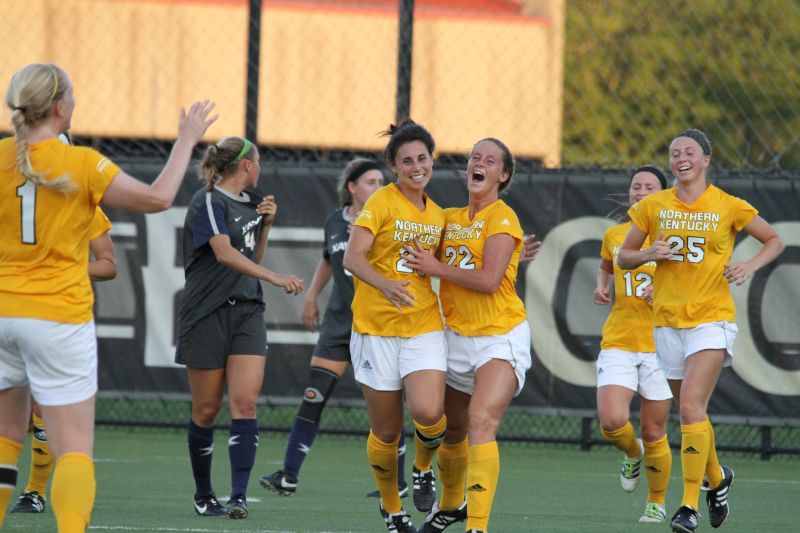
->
[562,0,800,170]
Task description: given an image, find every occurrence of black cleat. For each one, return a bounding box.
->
[366,481,408,499]
[705,465,734,528]
[193,493,227,516]
[417,500,467,532]
[412,467,436,512]
[10,491,45,513]
[259,469,297,496]
[671,505,701,532]
[226,494,248,519]
[380,505,415,532]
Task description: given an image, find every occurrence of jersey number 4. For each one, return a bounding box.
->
[16,181,36,244]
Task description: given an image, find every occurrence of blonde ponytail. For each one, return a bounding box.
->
[5,64,74,193]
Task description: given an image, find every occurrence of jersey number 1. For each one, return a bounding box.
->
[17,181,36,244]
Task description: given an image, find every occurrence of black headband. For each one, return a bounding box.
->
[346,161,381,183]
[631,165,668,190]
[675,129,711,156]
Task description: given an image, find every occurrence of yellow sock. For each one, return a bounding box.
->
[437,438,468,511]
[643,435,672,505]
[25,414,53,496]
[0,436,23,528]
[600,421,641,458]
[705,416,723,488]
[413,416,447,472]
[367,430,401,514]
[51,453,95,533]
[466,441,499,531]
[680,420,710,509]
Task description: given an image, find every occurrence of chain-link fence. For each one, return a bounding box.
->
[2,1,800,457]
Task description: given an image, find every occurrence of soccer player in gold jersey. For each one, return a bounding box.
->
[403,138,531,533]
[593,166,673,523]
[343,120,447,532]
[11,207,117,515]
[0,63,216,532]
[618,129,785,532]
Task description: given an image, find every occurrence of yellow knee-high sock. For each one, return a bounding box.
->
[413,415,447,472]
[705,416,723,488]
[437,438,468,511]
[643,435,672,505]
[25,414,53,496]
[367,431,401,514]
[600,421,641,458]
[51,453,95,533]
[466,441,500,531]
[0,436,23,528]
[680,420,710,510]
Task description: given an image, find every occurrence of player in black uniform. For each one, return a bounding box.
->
[175,137,303,519]
[258,159,412,497]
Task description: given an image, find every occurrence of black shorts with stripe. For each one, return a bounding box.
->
[175,300,267,369]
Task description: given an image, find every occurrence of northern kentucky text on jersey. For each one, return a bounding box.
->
[394,219,443,246]
[444,220,485,240]
[658,209,720,232]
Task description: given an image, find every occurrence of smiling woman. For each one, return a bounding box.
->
[342,119,447,532]
[617,128,785,533]
[403,137,531,532]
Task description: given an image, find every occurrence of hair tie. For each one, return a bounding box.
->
[675,129,711,156]
[346,161,381,183]
[227,139,253,169]
[632,165,668,190]
[12,106,25,112]
[48,65,59,105]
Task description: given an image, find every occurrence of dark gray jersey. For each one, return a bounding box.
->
[177,187,264,336]
[317,208,355,344]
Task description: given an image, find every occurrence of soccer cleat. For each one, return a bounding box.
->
[366,481,409,499]
[639,501,667,523]
[417,500,467,532]
[671,505,700,533]
[620,438,644,492]
[466,530,488,533]
[193,493,227,516]
[705,465,734,528]
[259,469,297,496]
[380,504,415,532]
[412,466,437,512]
[226,494,248,519]
[10,491,45,513]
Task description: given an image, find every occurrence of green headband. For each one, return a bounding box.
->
[49,66,58,104]
[227,139,253,169]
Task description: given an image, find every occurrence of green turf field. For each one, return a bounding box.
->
[4,426,798,532]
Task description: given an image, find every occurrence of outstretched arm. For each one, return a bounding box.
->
[102,100,218,213]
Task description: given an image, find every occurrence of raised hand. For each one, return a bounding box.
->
[178,100,218,145]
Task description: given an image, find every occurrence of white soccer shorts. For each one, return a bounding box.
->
[654,321,737,380]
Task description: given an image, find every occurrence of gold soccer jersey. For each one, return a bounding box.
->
[600,222,656,352]
[89,208,112,240]
[351,183,445,336]
[628,185,757,328]
[0,137,120,323]
[439,200,526,336]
